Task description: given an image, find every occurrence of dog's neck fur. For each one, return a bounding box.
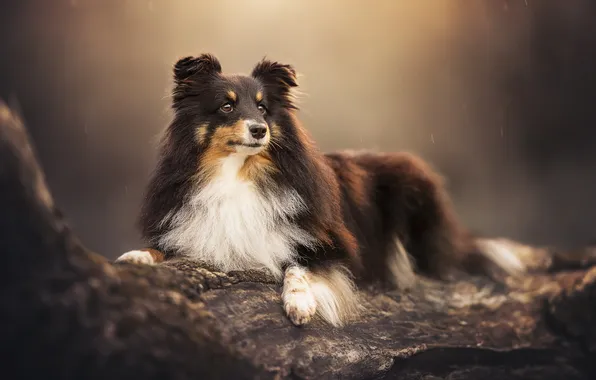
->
[157,152,318,278]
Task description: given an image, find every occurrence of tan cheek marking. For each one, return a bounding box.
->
[238,151,277,182]
[231,119,246,138]
[270,123,282,139]
[195,124,209,145]
[256,91,263,102]
[198,148,227,182]
[208,121,245,148]
[197,121,246,181]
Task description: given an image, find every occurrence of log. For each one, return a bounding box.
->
[1,100,595,379]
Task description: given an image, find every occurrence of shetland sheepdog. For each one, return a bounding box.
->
[115,54,524,327]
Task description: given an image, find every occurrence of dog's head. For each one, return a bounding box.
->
[171,53,298,156]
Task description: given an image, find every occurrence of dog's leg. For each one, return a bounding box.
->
[282,264,360,327]
[114,248,165,265]
[282,265,317,326]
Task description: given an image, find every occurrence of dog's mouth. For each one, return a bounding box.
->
[228,141,265,148]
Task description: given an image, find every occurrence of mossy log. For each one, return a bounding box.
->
[1,101,595,379]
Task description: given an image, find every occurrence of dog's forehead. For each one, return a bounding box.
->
[221,74,262,97]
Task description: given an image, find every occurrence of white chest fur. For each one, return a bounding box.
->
[159,153,316,278]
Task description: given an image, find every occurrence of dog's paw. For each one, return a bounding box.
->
[283,288,317,326]
[282,266,318,326]
[114,250,155,265]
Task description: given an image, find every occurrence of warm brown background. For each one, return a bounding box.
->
[1,0,595,259]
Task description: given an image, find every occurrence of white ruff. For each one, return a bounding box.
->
[158,153,316,278]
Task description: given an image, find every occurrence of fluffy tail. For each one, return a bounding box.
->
[471,237,526,276]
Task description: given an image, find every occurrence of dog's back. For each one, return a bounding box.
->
[325,151,521,287]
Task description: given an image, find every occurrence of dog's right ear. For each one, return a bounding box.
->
[173,54,222,83]
[172,54,222,105]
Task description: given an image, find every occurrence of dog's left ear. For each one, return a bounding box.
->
[251,58,298,110]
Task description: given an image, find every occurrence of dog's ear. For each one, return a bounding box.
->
[172,54,222,104]
[173,54,222,83]
[251,58,298,110]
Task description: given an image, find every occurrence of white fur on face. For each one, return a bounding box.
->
[234,145,264,156]
[115,250,155,265]
[238,119,270,155]
[158,153,317,279]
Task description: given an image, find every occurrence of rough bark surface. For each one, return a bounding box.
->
[1,101,595,379]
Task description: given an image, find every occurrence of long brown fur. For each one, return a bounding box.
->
[116,54,525,327]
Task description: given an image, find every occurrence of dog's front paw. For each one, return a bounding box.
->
[114,250,155,265]
[282,266,317,326]
[283,288,317,326]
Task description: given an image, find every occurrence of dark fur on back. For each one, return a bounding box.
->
[325,151,475,283]
[137,54,499,287]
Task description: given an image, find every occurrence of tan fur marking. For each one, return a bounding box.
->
[227,90,237,102]
[237,152,277,182]
[145,248,165,263]
[195,124,209,145]
[256,91,263,102]
[197,121,246,181]
[198,147,231,182]
[270,123,283,139]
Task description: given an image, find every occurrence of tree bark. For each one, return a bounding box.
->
[1,101,594,379]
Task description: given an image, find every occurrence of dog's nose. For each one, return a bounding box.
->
[248,123,267,140]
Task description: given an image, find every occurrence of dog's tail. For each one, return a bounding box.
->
[464,234,526,276]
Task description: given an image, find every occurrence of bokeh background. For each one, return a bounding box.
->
[1,0,595,259]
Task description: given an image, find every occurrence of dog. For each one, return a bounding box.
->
[115,54,525,327]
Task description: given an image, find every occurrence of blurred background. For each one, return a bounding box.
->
[1,0,595,259]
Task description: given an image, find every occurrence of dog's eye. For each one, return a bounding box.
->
[220,103,234,113]
[257,104,267,115]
